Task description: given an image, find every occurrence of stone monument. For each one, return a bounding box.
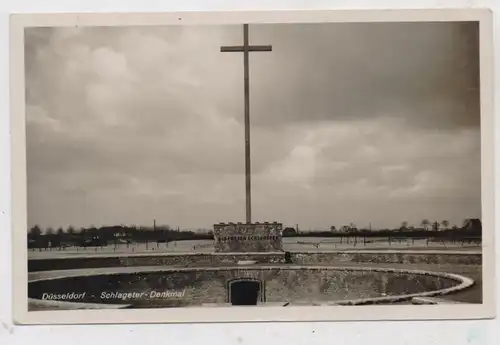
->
[217,24,283,255]
[213,222,283,253]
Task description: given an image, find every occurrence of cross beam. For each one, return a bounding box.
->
[220,24,272,224]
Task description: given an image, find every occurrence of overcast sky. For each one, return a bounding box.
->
[25,22,481,230]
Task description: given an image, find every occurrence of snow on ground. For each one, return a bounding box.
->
[28,237,481,259]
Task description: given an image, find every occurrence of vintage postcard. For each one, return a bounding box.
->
[10,9,495,324]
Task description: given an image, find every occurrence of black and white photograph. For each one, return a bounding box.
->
[10,10,495,324]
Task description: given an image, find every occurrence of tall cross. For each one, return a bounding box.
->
[221,24,272,224]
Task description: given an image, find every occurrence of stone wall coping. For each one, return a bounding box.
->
[29,264,472,282]
[29,251,286,260]
[28,249,481,261]
[332,273,473,306]
[292,250,482,255]
[411,297,467,305]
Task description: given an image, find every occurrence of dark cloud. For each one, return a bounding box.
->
[249,22,479,129]
[25,22,481,230]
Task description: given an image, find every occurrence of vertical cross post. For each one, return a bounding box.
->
[221,24,272,223]
[242,24,251,224]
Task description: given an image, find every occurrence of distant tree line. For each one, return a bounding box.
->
[27,224,214,249]
[281,218,481,239]
[27,218,481,248]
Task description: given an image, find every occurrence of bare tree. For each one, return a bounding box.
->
[421,219,430,230]
[29,225,42,238]
[441,220,449,230]
[340,225,350,233]
[431,221,440,232]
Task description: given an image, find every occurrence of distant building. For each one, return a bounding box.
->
[282,227,297,236]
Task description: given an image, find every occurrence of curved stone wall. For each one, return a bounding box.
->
[292,251,482,265]
[28,266,474,309]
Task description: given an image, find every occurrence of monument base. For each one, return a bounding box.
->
[213,222,283,253]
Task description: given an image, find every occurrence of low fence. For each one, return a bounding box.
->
[295,235,481,248]
[28,230,482,253]
[28,241,189,253]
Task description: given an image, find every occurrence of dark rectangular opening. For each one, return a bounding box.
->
[229,280,261,305]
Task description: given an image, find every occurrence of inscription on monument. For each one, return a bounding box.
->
[214,222,283,253]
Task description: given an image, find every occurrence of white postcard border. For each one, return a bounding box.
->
[10,8,496,325]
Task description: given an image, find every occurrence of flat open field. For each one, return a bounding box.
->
[28,237,481,259]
